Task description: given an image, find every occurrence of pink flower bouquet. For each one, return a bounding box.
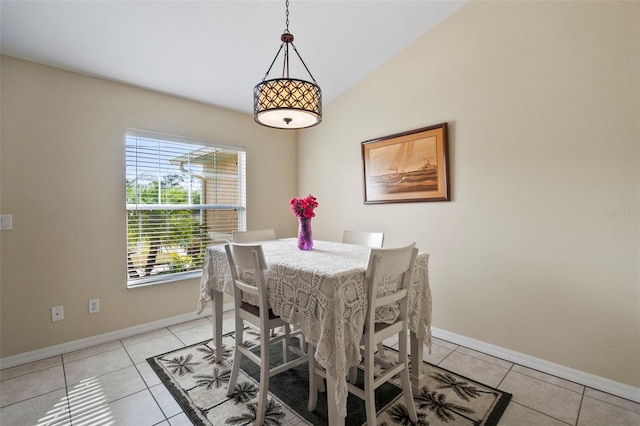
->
[290,194,319,219]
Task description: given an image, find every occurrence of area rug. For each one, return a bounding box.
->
[147,330,511,425]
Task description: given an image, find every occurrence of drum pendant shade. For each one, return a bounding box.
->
[253,1,322,130]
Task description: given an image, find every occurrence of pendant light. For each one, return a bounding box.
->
[253,0,322,129]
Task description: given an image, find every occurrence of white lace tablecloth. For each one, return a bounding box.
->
[197,238,431,417]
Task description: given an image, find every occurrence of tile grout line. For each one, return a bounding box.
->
[508,369,585,396]
[433,342,459,366]
[574,387,587,426]
[503,370,587,425]
[0,355,66,383]
[446,341,591,426]
[453,344,514,369]
[443,338,613,400]
[61,359,73,426]
[150,326,182,423]
[147,384,172,424]
[495,361,513,390]
[586,390,640,407]
[509,401,576,426]
[580,393,640,418]
[109,333,168,423]
[493,363,583,425]
[509,360,586,390]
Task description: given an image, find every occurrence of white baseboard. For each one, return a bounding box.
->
[0,303,235,370]
[2,311,637,404]
[432,327,640,404]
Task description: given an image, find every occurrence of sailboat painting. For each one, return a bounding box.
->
[362,123,449,203]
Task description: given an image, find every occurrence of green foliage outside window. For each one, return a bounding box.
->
[127,174,206,279]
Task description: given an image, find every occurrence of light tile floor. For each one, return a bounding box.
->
[1,311,638,425]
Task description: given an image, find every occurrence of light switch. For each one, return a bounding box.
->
[0,214,12,231]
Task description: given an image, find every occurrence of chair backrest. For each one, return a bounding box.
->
[365,243,418,324]
[224,243,269,311]
[232,228,277,243]
[342,230,384,248]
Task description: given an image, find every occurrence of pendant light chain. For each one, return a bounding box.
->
[284,0,317,84]
[282,0,290,79]
[285,0,290,33]
[260,0,317,83]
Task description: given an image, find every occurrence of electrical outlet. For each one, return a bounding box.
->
[51,306,64,322]
[88,298,100,314]
[0,214,12,231]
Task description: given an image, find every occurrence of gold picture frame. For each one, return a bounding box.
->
[362,123,450,204]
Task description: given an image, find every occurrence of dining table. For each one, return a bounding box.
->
[196,238,432,425]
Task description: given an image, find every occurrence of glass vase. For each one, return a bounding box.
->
[297,217,313,250]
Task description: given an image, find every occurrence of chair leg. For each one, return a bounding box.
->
[256,325,271,426]
[398,332,418,422]
[377,342,386,357]
[226,349,241,397]
[235,316,244,347]
[283,324,291,363]
[291,325,306,352]
[307,344,318,412]
[364,345,377,426]
[299,333,307,352]
[226,320,244,397]
[348,365,357,384]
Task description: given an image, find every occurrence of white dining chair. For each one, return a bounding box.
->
[232,228,277,243]
[342,230,384,248]
[342,230,387,356]
[231,228,289,339]
[224,243,308,426]
[307,243,419,426]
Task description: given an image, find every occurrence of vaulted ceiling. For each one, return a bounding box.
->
[0,1,466,114]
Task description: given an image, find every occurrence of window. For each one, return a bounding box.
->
[126,130,246,287]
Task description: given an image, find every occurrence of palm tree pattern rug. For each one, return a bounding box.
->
[147,330,511,425]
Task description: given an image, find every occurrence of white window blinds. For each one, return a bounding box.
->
[126,130,246,287]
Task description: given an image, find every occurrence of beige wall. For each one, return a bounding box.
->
[1,0,638,391]
[0,56,298,357]
[299,1,640,387]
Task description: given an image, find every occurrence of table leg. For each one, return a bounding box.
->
[325,374,345,426]
[410,330,425,392]
[211,290,224,363]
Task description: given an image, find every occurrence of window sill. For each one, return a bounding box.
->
[127,270,202,289]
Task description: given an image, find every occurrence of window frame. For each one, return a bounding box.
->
[125,129,246,288]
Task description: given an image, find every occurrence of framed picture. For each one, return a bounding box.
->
[362,123,450,204]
